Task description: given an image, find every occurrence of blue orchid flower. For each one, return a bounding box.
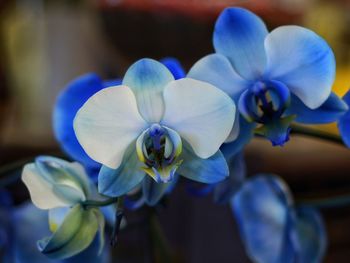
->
[21,156,105,260]
[188,7,346,149]
[232,175,326,263]
[53,58,186,206]
[53,58,185,180]
[73,58,235,204]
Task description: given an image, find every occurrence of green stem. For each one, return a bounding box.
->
[82,197,119,207]
[290,124,344,146]
[110,196,124,246]
[298,194,350,209]
[149,213,173,263]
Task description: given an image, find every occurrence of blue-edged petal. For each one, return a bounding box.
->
[291,206,327,263]
[338,90,350,147]
[35,156,91,196]
[98,143,146,197]
[264,26,335,109]
[231,175,293,263]
[213,7,268,80]
[123,58,174,123]
[188,54,250,101]
[53,74,111,173]
[177,143,229,184]
[160,57,186,80]
[74,86,148,169]
[142,176,177,206]
[220,117,255,160]
[288,93,348,124]
[21,157,90,209]
[213,152,246,204]
[162,78,236,159]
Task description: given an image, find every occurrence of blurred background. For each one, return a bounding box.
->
[1,0,350,262]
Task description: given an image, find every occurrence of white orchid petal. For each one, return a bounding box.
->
[74,86,148,169]
[225,111,241,143]
[264,26,335,109]
[162,78,236,158]
[22,164,71,209]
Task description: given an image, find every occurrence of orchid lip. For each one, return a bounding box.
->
[136,125,183,183]
[239,80,291,124]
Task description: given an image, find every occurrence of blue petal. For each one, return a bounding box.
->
[142,176,176,206]
[231,175,294,263]
[188,53,250,100]
[220,116,255,160]
[177,143,229,184]
[98,144,146,197]
[288,92,348,124]
[213,7,268,80]
[160,57,186,79]
[291,206,327,263]
[53,74,121,177]
[213,152,246,204]
[264,26,335,109]
[338,89,350,147]
[122,58,174,123]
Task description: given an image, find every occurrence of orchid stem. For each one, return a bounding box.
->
[82,197,119,207]
[298,194,350,209]
[290,124,344,146]
[111,196,124,246]
[149,212,173,263]
[285,124,350,208]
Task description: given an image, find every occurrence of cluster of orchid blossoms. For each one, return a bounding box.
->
[16,6,350,263]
